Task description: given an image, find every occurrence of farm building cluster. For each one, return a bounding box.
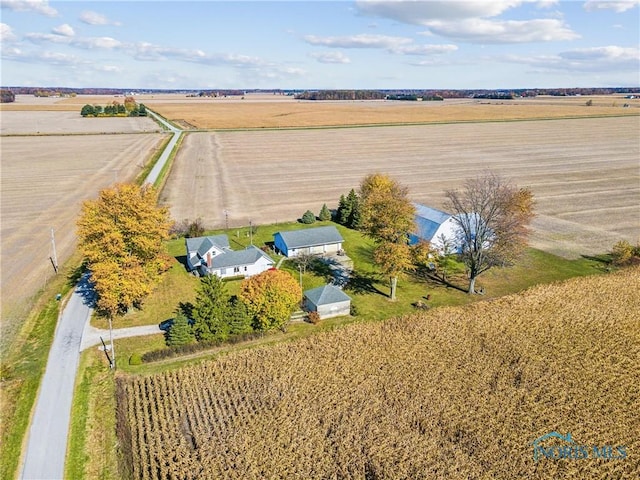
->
[184,204,465,320]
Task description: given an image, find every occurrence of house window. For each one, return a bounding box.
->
[244,266,247,271]
[234,267,240,273]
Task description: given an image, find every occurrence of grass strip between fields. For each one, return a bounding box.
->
[134,134,173,185]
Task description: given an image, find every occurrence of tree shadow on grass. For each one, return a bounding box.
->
[410,269,468,294]
[344,271,387,297]
[580,254,613,271]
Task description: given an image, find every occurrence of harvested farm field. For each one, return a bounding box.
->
[0,111,161,136]
[0,132,167,351]
[140,93,639,129]
[160,115,640,259]
[116,267,640,480]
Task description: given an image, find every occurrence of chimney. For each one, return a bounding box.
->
[207,252,212,268]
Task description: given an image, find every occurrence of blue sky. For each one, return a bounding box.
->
[1,1,638,89]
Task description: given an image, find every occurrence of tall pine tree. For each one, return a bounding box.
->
[192,275,231,341]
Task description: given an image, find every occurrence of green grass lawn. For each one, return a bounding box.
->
[101,220,606,373]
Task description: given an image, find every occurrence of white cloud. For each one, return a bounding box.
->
[0,0,57,17]
[304,33,458,57]
[355,0,523,23]
[391,44,458,55]
[0,22,17,42]
[424,18,579,43]
[38,50,84,65]
[584,1,639,12]
[52,23,74,37]
[95,64,123,73]
[304,33,413,49]
[356,1,577,44]
[560,45,639,63]
[79,10,121,26]
[504,45,639,71]
[26,32,122,50]
[310,51,352,64]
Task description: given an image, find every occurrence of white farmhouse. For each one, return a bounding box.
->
[185,235,274,278]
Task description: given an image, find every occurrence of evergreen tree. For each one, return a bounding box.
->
[227,296,254,335]
[337,194,349,226]
[301,210,316,224]
[346,189,361,228]
[166,312,195,346]
[192,275,230,341]
[319,203,332,221]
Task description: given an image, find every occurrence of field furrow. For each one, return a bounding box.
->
[160,116,640,259]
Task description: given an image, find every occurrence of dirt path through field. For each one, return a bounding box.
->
[160,116,639,259]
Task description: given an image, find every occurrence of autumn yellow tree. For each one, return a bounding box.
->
[77,183,173,363]
[238,269,302,332]
[359,173,416,300]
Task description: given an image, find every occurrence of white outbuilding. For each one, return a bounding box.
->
[303,284,352,319]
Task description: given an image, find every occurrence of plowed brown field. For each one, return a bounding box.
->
[160,115,640,259]
[1,120,166,350]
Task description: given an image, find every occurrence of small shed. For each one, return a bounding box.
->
[304,284,351,319]
[273,226,344,258]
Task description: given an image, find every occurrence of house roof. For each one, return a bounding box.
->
[413,203,453,241]
[274,226,343,249]
[186,234,230,256]
[304,284,351,306]
[210,245,274,269]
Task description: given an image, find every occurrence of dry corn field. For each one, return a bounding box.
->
[116,267,640,479]
[160,115,640,259]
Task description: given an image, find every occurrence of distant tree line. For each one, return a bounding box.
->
[81,97,147,117]
[0,89,15,103]
[295,90,387,101]
[292,87,640,101]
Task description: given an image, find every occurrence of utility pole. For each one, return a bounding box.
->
[249,219,253,246]
[108,315,116,369]
[49,228,59,274]
[224,209,229,230]
[298,264,303,300]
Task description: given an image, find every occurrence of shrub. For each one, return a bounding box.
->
[128,353,142,365]
[350,303,359,317]
[308,311,321,324]
[171,218,205,238]
[611,240,633,266]
[301,210,316,224]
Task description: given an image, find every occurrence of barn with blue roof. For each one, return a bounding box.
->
[409,203,460,252]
